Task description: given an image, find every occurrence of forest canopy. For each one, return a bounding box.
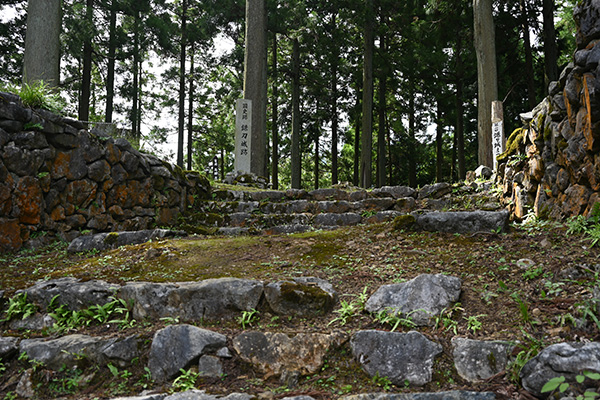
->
[0,0,578,189]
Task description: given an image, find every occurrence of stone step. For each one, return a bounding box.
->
[197,197,409,216]
[211,185,424,203]
[224,211,404,229]
[5,275,594,400]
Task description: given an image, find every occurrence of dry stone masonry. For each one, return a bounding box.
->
[0,92,210,252]
[497,0,600,220]
[1,275,598,399]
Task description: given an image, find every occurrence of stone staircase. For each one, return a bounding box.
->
[185,182,504,236]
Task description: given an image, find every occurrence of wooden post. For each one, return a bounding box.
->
[491,100,505,171]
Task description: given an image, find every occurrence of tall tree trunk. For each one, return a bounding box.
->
[291,38,301,189]
[456,76,465,180]
[80,0,93,122]
[131,10,140,145]
[353,86,361,187]
[105,1,117,123]
[361,0,374,189]
[271,33,279,189]
[23,0,61,87]
[543,0,559,88]
[314,109,320,190]
[377,34,387,188]
[455,21,466,181]
[473,0,498,168]
[520,0,537,109]
[436,99,444,183]
[330,13,339,186]
[177,0,187,168]
[243,0,268,177]
[187,43,194,171]
[408,82,417,187]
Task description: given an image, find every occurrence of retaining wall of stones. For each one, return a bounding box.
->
[0,92,210,252]
[497,0,600,220]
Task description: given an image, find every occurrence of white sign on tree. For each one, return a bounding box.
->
[235,99,252,173]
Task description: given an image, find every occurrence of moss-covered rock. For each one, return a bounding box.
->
[497,128,526,164]
[392,214,416,231]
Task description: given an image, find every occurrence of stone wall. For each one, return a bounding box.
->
[498,0,600,220]
[0,92,210,252]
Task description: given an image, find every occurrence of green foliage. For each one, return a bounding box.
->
[565,213,600,248]
[371,372,393,390]
[2,292,37,322]
[171,368,199,392]
[47,295,136,332]
[107,363,133,394]
[328,286,369,327]
[373,308,418,331]
[433,304,463,335]
[542,371,600,400]
[2,81,64,112]
[507,331,544,384]
[464,314,486,334]
[237,309,259,329]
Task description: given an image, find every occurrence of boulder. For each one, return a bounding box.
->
[0,336,19,359]
[418,183,452,200]
[198,355,224,378]
[22,277,119,311]
[520,342,600,397]
[20,334,139,370]
[67,229,185,253]
[313,213,362,226]
[372,186,417,199]
[120,279,264,321]
[414,210,509,234]
[452,338,515,382]
[148,324,227,382]
[350,330,442,386]
[233,331,345,378]
[365,274,462,326]
[264,277,337,317]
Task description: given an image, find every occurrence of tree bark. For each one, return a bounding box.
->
[243,0,268,177]
[80,0,93,122]
[23,0,61,87]
[361,0,374,189]
[408,82,417,188]
[131,10,140,145]
[436,98,444,183]
[105,1,117,123]
[271,33,279,189]
[520,0,537,109]
[187,43,194,171]
[177,0,187,168]
[542,0,559,88]
[473,0,498,168]
[377,33,387,188]
[353,85,361,187]
[291,38,301,189]
[331,13,339,186]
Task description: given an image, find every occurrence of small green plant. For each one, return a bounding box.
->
[565,212,600,248]
[160,316,181,325]
[8,81,64,112]
[328,286,369,327]
[237,309,259,329]
[136,367,154,390]
[507,331,544,383]
[171,368,199,392]
[541,371,600,400]
[371,372,393,390]
[107,363,132,394]
[373,308,417,331]
[434,304,463,335]
[3,391,16,400]
[522,266,544,280]
[464,314,486,334]
[2,292,37,321]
